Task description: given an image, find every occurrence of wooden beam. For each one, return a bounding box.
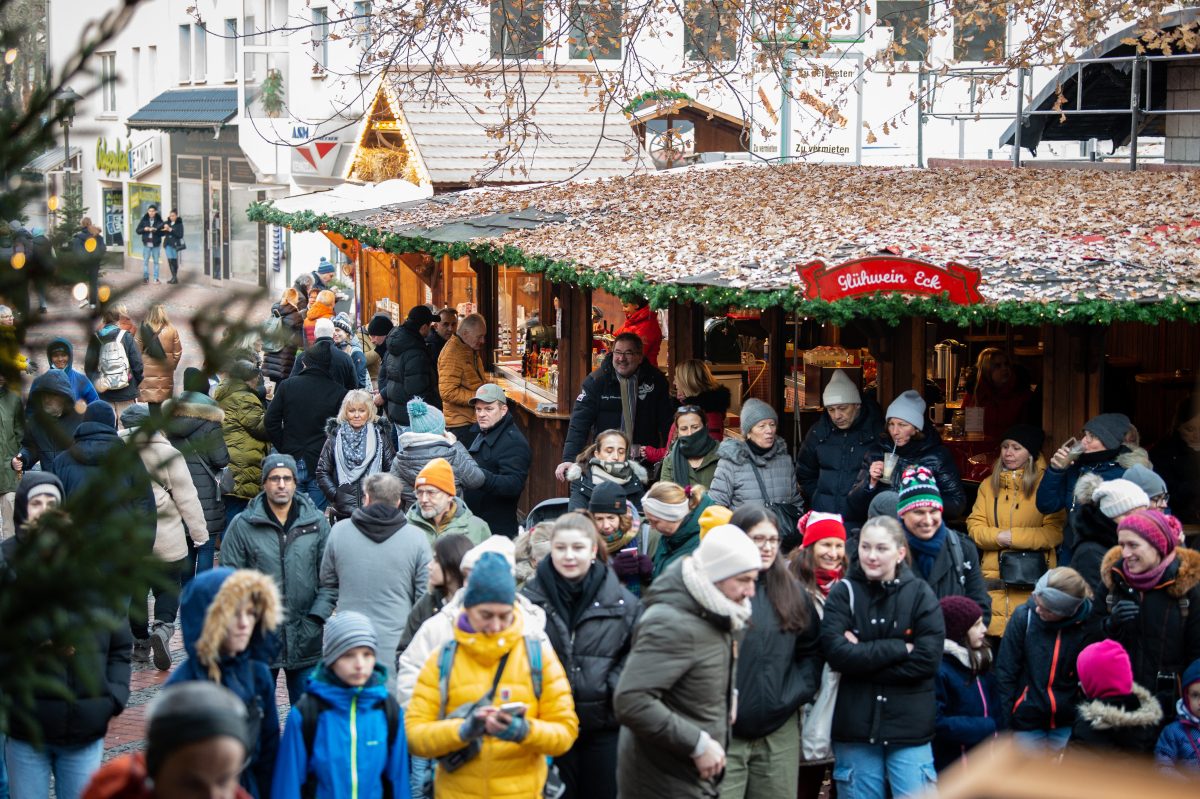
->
[556,282,592,413]
[667,300,702,379]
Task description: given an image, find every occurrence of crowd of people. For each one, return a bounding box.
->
[0,280,1198,799]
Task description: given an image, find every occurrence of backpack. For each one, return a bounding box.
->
[97,330,132,391]
[294,691,402,799]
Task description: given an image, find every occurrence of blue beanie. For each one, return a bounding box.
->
[317,257,336,275]
[1183,659,1200,692]
[84,400,116,429]
[408,396,445,436]
[463,551,515,608]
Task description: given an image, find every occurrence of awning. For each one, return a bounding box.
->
[23,146,81,174]
[269,179,433,216]
[127,88,238,131]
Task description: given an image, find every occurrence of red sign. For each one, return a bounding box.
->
[797,257,983,304]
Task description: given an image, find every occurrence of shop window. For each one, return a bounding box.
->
[312,7,329,69]
[131,47,141,105]
[953,0,1006,62]
[683,0,739,62]
[178,25,191,82]
[570,0,621,60]
[148,46,157,96]
[194,23,208,82]
[224,19,238,80]
[490,0,543,59]
[877,0,930,61]
[229,184,260,284]
[100,52,117,112]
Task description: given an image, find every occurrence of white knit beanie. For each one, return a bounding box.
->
[314,318,335,340]
[885,389,926,430]
[1092,479,1150,520]
[461,535,516,572]
[695,525,762,582]
[823,370,862,406]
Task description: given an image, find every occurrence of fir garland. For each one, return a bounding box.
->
[248,202,1200,327]
[620,89,694,114]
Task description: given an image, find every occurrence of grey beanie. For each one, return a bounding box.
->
[868,490,900,520]
[1084,413,1132,451]
[1122,465,1167,499]
[885,390,926,430]
[261,453,298,482]
[739,398,778,436]
[322,610,379,667]
[145,682,251,776]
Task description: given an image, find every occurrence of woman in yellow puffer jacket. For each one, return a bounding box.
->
[967,424,1066,637]
[406,551,579,798]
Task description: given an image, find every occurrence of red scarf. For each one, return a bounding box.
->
[815,567,845,597]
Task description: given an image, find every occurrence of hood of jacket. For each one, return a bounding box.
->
[349,501,408,543]
[1076,683,1163,729]
[686,385,732,415]
[68,422,122,465]
[163,391,226,439]
[717,435,790,466]
[404,495,481,535]
[1118,447,1152,470]
[566,458,648,483]
[28,368,75,404]
[397,430,457,452]
[12,472,65,533]
[943,638,974,669]
[45,337,75,368]
[1100,545,1200,597]
[642,557,733,632]
[179,567,281,681]
[305,664,392,712]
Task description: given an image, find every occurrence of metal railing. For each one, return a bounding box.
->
[916,52,1200,170]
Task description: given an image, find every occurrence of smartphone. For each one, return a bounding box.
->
[618,546,639,556]
[498,702,528,716]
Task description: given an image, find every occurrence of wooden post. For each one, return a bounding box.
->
[876,317,926,409]
[556,282,592,412]
[667,300,701,379]
[1041,323,1105,453]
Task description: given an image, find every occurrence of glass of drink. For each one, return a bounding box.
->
[880,452,900,485]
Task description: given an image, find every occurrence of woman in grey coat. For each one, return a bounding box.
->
[614,525,764,798]
[388,396,485,509]
[708,399,804,520]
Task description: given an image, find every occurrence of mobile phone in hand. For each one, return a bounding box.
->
[498,702,527,716]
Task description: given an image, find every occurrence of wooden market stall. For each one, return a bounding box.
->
[252,161,1200,519]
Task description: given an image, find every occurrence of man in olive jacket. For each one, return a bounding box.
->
[220,453,336,704]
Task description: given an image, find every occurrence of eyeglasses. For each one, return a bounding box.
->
[265,475,294,484]
[414,488,442,500]
[750,535,780,549]
[612,349,640,359]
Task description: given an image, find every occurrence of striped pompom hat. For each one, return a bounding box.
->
[897,465,943,515]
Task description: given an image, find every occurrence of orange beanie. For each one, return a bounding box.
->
[415,457,456,496]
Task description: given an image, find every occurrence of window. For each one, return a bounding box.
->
[312,7,329,69]
[148,46,157,96]
[353,1,372,48]
[953,0,1006,61]
[876,0,930,61]
[99,52,116,112]
[570,0,621,59]
[194,23,208,82]
[683,0,738,61]
[178,25,192,82]
[225,19,238,79]
[132,47,141,104]
[490,0,543,58]
[244,14,260,47]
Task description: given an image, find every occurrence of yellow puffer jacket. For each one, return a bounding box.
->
[438,333,486,428]
[406,606,579,798]
[966,458,1066,637]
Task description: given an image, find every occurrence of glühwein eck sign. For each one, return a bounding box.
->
[798,257,983,304]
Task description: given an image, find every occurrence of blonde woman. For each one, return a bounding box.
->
[137,302,183,408]
[315,389,395,521]
[641,480,714,580]
[643,359,731,464]
[967,424,1065,637]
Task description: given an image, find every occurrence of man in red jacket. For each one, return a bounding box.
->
[614,297,663,368]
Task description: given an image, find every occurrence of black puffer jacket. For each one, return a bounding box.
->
[846,424,967,523]
[385,322,438,424]
[314,418,397,519]
[911,525,992,626]
[732,573,822,739]
[796,400,883,518]
[561,356,673,464]
[262,300,304,382]
[264,361,348,474]
[820,563,944,746]
[164,392,230,535]
[994,598,1102,730]
[522,561,640,734]
[1068,480,1119,596]
[462,409,532,538]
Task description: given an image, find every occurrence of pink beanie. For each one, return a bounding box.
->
[1076,640,1133,699]
[1117,509,1182,559]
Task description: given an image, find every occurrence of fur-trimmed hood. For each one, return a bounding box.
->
[179,567,281,681]
[943,638,974,669]
[1076,683,1163,729]
[1118,447,1152,470]
[1100,545,1200,597]
[1074,472,1105,505]
[163,391,225,424]
[717,435,790,466]
[566,458,648,483]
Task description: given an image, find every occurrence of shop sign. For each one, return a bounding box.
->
[797,257,983,304]
[292,136,341,176]
[96,137,129,176]
[128,137,162,178]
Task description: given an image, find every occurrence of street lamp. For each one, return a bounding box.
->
[54,86,81,194]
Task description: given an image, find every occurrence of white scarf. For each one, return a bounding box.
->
[681,556,753,631]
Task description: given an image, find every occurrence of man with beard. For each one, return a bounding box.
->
[319,472,431,681]
[221,454,336,704]
[400,457,490,548]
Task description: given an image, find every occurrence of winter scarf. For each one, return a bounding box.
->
[747,439,773,459]
[671,427,718,489]
[335,421,381,486]
[1120,550,1178,592]
[815,567,845,598]
[589,457,636,486]
[602,521,638,555]
[906,524,948,579]
[538,557,606,629]
[681,554,753,631]
[1045,598,1094,630]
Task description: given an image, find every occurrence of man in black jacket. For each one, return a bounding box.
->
[796,371,883,519]
[265,344,348,511]
[288,318,356,390]
[426,307,457,364]
[366,312,395,412]
[384,305,439,427]
[556,332,673,481]
[463,384,531,538]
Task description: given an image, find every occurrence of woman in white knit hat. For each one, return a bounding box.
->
[614,524,763,797]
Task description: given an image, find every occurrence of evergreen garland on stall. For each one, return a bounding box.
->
[247,202,1200,327]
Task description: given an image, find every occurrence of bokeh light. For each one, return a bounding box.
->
[4,49,17,66]
[47,195,59,211]
[72,283,88,302]
[84,237,97,253]
[10,252,25,270]
[97,285,111,303]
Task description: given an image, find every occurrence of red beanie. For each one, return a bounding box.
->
[800,511,847,549]
[1116,509,1181,559]
[1077,640,1133,699]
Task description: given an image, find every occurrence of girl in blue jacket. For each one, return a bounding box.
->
[934,595,998,770]
[273,612,411,799]
[1155,659,1200,774]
